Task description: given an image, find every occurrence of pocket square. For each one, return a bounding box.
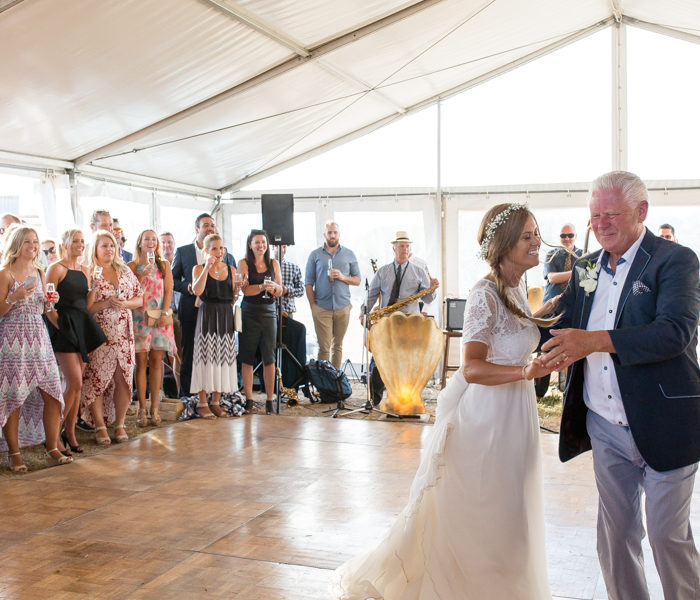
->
[632,280,651,296]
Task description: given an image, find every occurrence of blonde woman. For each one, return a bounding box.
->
[334,204,558,599]
[190,234,240,418]
[46,229,106,453]
[0,226,70,471]
[81,231,142,445]
[128,230,176,426]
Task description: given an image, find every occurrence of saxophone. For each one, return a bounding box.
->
[368,284,438,325]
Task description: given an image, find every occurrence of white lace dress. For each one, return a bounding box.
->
[332,278,550,599]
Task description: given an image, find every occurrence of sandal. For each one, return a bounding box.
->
[95,425,111,446]
[114,423,129,443]
[244,398,258,414]
[61,430,83,453]
[196,402,216,420]
[150,409,161,426]
[209,402,229,418]
[7,451,28,473]
[45,447,73,466]
[137,408,149,427]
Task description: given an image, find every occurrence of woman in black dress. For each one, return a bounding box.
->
[237,229,282,415]
[46,229,106,452]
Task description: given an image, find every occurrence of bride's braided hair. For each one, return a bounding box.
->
[477,203,557,327]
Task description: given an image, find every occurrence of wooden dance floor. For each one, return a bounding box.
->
[0,415,698,599]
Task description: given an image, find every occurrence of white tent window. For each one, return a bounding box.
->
[627,27,700,180]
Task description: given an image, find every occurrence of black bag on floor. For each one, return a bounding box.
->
[305,359,352,404]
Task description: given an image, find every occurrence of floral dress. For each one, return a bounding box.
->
[80,268,141,427]
[132,264,176,356]
[0,271,64,450]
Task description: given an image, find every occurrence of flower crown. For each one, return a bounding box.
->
[479,203,529,260]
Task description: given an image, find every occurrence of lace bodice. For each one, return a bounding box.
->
[462,278,539,366]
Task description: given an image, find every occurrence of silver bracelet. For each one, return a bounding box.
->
[521,363,530,380]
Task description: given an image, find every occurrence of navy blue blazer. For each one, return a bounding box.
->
[171,242,236,322]
[553,228,700,472]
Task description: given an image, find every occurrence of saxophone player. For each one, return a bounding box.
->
[360,231,439,405]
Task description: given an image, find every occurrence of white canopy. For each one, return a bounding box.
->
[2,0,699,193]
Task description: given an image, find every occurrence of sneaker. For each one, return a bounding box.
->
[75,417,94,433]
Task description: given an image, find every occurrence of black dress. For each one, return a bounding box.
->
[50,270,107,362]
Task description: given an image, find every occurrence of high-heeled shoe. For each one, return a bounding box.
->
[60,430,83,453]
[94,426,111,446]
[137,408,149,427]
[244,398,257,414]
[265,400,273,415]
[113,423,128,443]
[150,409,161,426]
[7,451,28,473]
[45,447,73,466]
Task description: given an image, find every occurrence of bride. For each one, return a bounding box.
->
[333,203,559,599]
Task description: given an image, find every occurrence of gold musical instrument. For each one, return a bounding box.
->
[368,312,444,415]
[276,367,298,407]
[368,284,438,325]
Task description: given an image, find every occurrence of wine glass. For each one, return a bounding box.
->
[45,282,56,312]
[327,258,333,282]
[147,251,156,264]
[262,275,272,299]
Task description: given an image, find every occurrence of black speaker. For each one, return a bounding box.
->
[444,298,466,331]
[261,194,294,245]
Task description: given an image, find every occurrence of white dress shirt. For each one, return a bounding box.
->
[194,239,206,266]
[583,229,645,426]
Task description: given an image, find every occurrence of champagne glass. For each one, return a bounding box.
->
[90,266,103,292]
[327,258,333,282]
[147,251,156,264]
[262,275,272,298]
[45,282,56,312]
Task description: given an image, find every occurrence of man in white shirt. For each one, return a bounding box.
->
[541,171,700,599]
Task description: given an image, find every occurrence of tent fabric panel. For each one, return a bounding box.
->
[0,0,291,159]
[625,0,700,34]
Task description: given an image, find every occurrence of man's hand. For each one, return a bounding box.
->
[540,328,613,370]
[430,277,439,288]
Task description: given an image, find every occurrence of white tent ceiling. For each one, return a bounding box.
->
[1,0,699,194]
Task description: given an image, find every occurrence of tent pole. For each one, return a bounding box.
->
[68,169,78,224]
[612,20,628,171]
[437,100,446,325]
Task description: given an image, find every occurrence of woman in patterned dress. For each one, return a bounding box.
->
[81,231,142,445]
[0,226,72,471]
[190,234,240,418]
[46,229,106,454]
[129,229,176,426]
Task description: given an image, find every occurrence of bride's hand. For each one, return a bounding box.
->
[523,357,554,380]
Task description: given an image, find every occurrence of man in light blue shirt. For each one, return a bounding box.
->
[305,221,360,369]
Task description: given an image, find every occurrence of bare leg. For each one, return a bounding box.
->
[196,390,215,418]
[40,388,69,462]
[241,363,253,398]
[2,407,24,469]
[263,363,275,402]
[134,352,148,413]
[55,352,84,449]
[148,350,164,424]
[89,395,110,444]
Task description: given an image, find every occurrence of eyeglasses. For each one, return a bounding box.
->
[43,247,56,255]
[559,233,575,239]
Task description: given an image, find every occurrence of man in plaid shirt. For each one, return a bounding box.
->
[278,245,304,316]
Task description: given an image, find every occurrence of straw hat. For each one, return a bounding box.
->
[391,231,412,244]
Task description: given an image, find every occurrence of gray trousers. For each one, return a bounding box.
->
[586,409,700,599]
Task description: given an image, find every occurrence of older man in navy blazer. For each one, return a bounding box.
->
[172,213,236,397]
[542,171,700,599]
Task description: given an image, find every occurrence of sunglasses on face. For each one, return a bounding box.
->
[43,247,56,255]
[560,233,575,239]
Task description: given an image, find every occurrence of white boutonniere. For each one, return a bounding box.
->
[575,259,598,296]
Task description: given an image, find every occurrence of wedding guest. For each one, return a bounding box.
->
[81,231,142,445]
[171,214,235,397]
[112,218,132,262]
[89,208,112,233]
[0,226,71,470]
[41,239,59,266]
[658,222,677,242]
[190,234,240,418]
[305,221,360,369]
[129,230,176,426]
[543,223,582,302]
[238,230,282,415]
[160,231,182,389]
[46,229,106,453]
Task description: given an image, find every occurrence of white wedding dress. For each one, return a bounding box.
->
[332,279,550,600]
